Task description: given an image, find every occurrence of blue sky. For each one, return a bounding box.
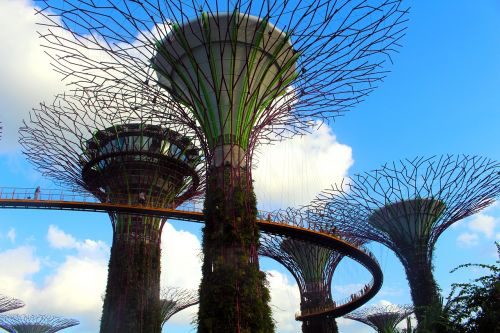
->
[0,1,499,332]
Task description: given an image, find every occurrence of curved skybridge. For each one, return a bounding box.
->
[0,186,382,320]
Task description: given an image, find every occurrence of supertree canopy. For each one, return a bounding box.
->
[0,295,24,314]
[19,90,204,333]
[160,287,199,328]
[0,315,79,333]
[259,208,366,333]
[344,304,414,333]
[36,1,408,331]
[311,155,500,324]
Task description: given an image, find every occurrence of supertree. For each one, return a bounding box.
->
[36,1,408,331]
[311,155,500,324]
[160,287,199,328]
[19,90,204,332]
[344,304,414,333]
[0,315,79,333]
[259,208,366,333]
[0,295,24,314]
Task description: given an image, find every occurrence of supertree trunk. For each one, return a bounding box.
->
[198,166,274,333]
[100,215,162,333]
[400,248,440,324]
[302,317,338,333]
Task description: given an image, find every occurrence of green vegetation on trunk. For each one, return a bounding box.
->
[100,215,162,333]
[197,166,275,333]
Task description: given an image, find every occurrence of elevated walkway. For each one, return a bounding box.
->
[0,187,382,319]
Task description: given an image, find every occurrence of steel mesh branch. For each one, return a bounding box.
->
[311,155,500,262]
[344,304,414,332]
[19,89,205,332]
[19,89,205,204]
[260,208,365,305]
[259,207,368,333]
[310,155,500,323]
[0,314,79,333]
[0,295,24,314]
[160,287,199,327]
[35,0,408,160]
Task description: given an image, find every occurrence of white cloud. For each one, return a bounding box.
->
[455,206,500,248]
[457,232,480,248]
[47,225,78,249]
[468,213,497,238]
[332,283,365,298]
[159,222,202,327]
[0,246,40,281]
[253,124,353,210]
[0,0,66,152]
[266,270,301,333]
[7,228,16,243]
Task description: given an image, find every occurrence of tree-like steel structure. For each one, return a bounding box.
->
[344,304,413,333]
[0,314,79,333]
[0,295,24,314]
[311,155,500,324]
[259,208,366,333]
[19,90,204,332]
[36,1,408,331]
[160,287,199,328]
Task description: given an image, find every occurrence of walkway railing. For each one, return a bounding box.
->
[0,186,382,319]
[0,187,204,212]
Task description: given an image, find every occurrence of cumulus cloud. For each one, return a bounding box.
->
[456,204,500,248]
[0,222,208,332]
[0,0,66,152]
[457,232,480,248]
[468,213,497,238]
[159,222,202,327]
[253,124,353,210]
[266,270,301,332]
[7,228,16,243]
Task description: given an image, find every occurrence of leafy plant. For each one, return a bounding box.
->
[444,242,500,333]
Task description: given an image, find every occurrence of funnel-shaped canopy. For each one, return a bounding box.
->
[368,198,445,246]
[153,11,298,150]
[81,123,201,206]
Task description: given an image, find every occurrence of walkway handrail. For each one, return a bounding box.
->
[0,186,383,319]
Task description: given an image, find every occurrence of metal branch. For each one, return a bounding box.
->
[311,155,500,260]
[0,295,24,314]
[34,0,408,162]
[259,207,366,311]
[160,287,199,327]
[344,304,414,332]
[0,314,79,333]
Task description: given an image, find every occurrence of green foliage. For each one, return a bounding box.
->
[197,167,275,333]
[444,242,500,333]
[100,232,162,333]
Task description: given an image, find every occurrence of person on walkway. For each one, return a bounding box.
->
[139,192,146,205]
[34,186,40,200]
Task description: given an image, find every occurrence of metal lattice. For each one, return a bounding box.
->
[36,0,408,164]
[0,315,79,333]
[0,295,24,314]
[344,304,414,332]
[310,155,500,322]
[160,287,199,327]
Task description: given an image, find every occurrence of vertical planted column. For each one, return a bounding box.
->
[259,208,366,333]
[34,1,409,331]
[20,94,203,333]
[199,164,273,332]
[153,12,297,332]
[312,155,500,326]
[80,124,201,332]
